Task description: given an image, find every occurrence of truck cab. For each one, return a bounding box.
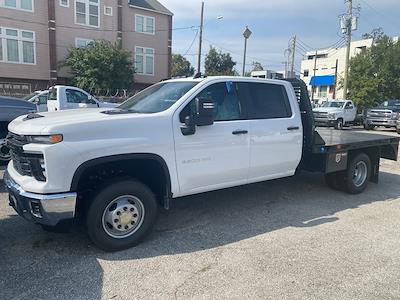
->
[47,86,118,112]
[313,100,357,129]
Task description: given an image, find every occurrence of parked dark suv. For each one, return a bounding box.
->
[364,99,400,130]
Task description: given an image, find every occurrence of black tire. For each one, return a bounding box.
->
[339,153,371,194]
[87,180,158,252]
[335,118,344,130]
[0,142,11,162]
[364,124,375,131]
[325,172,345,191]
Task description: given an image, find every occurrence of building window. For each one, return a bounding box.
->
[0,27,35,64]
[75,0,99,27]
[2,0,33,11]
[104,5,112,16]
[60,0,69,7]
[135,47,154,75]
[318,86,328,98]
[303,70,309,77]
[75,37,94,48]
[135,15,155,34]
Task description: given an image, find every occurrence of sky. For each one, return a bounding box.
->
[158,0,400,74]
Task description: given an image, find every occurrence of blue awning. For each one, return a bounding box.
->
[309,75,336,86]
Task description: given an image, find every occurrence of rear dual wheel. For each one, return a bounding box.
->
[325,153,371,194]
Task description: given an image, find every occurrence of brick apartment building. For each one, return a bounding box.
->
[0,0,173,95]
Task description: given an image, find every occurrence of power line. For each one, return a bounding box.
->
[358,0,398,30]
[0,15,199,33]
[182,29,199,57]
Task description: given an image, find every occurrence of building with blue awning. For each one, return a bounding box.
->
[300,38,377,103]
[309,75,336,86]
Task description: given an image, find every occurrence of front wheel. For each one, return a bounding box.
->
[335,118,344,130]
[364,124,375,131]
[0,141,11,162]
[87,180,158,251]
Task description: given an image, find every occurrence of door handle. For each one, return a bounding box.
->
[232,130,248,135]
[287,126,300,131]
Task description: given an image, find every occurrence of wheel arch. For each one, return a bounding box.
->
[70,153,172,208]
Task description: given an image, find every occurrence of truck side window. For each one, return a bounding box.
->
[66,89,89,104]
[38,95,47,105]
[345,102,353,109]
[247,83,292,119]
[179,82,242,122]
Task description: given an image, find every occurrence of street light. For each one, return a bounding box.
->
[242,26,252,76]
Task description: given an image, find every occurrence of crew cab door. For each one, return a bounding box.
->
[173,81,250,196]
[245,81,303,182]
[344,101,356,122]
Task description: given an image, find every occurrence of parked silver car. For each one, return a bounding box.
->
[0,96,36,161]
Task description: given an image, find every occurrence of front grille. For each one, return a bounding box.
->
[314,112,328,119]
[6,133,45,181]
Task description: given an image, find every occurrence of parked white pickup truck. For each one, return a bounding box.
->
[313,100,357,129]
[4,77,399,251]
[47,85,118,112]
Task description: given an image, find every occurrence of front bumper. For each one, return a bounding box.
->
[314,118,336,127]
[3,171,77,226]
[365,118,397,127]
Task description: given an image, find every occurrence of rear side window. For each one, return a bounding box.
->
[247,83,292,119]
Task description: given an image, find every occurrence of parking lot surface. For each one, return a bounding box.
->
[1,129,400,300]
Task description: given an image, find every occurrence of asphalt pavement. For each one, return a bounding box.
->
[1,129,400,300]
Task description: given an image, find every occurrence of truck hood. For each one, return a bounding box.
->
[313,107,342,113]
[8,108,153,135]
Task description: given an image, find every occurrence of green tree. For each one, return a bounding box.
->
[204,46,237,76]
[171,54,195,77]
[362,28,384,42]
[245,61,264,77]
[347,35,400,109]
[63,40,134,91]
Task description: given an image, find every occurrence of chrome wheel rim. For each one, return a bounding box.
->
[0,143,11,161]
[353,161,368,188]
[338,120,343,129]
[102,195,145,239]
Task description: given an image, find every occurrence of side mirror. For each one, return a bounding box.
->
[181,98,215,136]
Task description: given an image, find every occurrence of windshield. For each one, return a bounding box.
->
[321,101,345,108]
[119,81,199,113]
[378,100,400,109]
[24,92,39,100]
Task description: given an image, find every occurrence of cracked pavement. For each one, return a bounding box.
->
[1,129,400,299]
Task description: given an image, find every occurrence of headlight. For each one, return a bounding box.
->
[26,134,63,144]
[328,113,336,119]
[391,112,399,120]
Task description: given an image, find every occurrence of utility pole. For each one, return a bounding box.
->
[290,35,296,78]
[343,0,353,98]
[197,1,204,74]
[333,58,339,99]
[311,50,318,103]
[242,26,252,76]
